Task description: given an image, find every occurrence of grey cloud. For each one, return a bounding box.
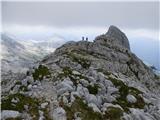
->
[2,1,159,30]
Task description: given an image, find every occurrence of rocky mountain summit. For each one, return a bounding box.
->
[1,26,160,120]
[95,25,130,50]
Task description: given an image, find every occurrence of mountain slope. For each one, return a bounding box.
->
[1,26,160,120]
[1,33,51,73]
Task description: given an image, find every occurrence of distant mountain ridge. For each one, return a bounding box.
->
[1,33,67,74]
[1,33,51,74]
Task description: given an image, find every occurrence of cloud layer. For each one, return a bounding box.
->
[2,1,159,30]
[3,24,159,41]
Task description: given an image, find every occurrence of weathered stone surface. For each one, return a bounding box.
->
[53,107,66,120]
[127,94,137,103]
[56,79,74,95]
[1,110,21,119]
[101,103,123,113]
[11,97,19,103]
[86,94,100,107]
[27,84,32,90]
[77,84,89,98]
[41,102,48,109]
[129,108,158,120]
[88,103,101,113]
[105,25,130,50]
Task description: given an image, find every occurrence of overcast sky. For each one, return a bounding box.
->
[2,1,159,29]
[1,1,160,69]
[2,1,159,41]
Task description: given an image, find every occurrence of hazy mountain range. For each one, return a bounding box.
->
[1,33,66,74]
[1,31,159,75]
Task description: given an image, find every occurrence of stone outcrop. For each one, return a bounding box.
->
[95,25,130,50]
[1,110,21,120]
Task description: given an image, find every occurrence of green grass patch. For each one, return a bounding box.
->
[87,84,99,95]
[15,81,22,85]
[64,97,123,120]
[5,117,22,120]
[58,67,88,86]
[63,67,73,77]
[1,80,8,86]
[64,97,103,120]
[108,76,145,112]
[155,74,160,80]
[19,85,28,92]
[67,52,91,69]
[32,65,50,81]
[41,107,52,120]
[103,107,123,120]
[1,93,40,120]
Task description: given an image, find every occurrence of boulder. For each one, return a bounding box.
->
[62,95,69,104]
[101,103,123,113]
[41,102,48,109]
[56,79,74,95]
[107,86,119,95]
[88,103,101,113]
[1,110,21,119]
[79,79,89,87]
[39,110,45,120]
[72,70,81,75]
[27,84,32,90]
[26,76,34,84]
[77,84,89,98]
[53,107,66,120]
[71,91,80,103]
[129,108,157,120]
[11,97,19,103]
[86,94,100,106]
[103,94,116,103]
[127,94,137,103]
[104,79,114,87]
[104,25,130,50]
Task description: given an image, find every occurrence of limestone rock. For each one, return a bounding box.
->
[101,103,123,113]
[105,25,130,50]
[127,94,137,103]
[41,102,48,109]
[88,103,101,113]
[1,110,21,119]
[56,79,74,95]
[53,107,66,120]
[129,108,157,120]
